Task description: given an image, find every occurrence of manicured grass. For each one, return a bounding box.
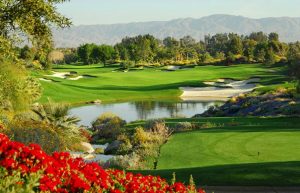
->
[133,117,300,186]
[36,63,290,104]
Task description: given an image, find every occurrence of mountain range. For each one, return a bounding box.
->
[53,14,300,48]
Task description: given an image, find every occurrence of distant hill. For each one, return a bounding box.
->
[53,14,300,48]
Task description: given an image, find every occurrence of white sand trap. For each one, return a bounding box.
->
[69,76,83,80]
[181,78,260,100]
[166,66,180,71]
[46,71,69,79]
[45,71,84,80]
[39,78,52,82]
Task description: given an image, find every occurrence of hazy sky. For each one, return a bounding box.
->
[57,0,300,25]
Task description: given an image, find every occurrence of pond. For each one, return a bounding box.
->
[70,99,223,126]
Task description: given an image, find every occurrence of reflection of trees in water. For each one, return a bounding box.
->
[157,102,213,117]
[156,102,182,117]
[132,101,219,120]
[132,101,157,120]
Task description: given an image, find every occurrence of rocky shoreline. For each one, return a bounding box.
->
[195,92,300,117]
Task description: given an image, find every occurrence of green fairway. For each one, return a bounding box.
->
[37,63,289,104]
[133,117,300,186]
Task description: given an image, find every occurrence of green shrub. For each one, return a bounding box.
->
[92,113,126,140]
[131,127,167,169]
[116,134,133,155]
[120,61,135,69]
[104,153,141,170]
[144,119,172,139]
[174,122,193,132]
[0,60,42,112]
[200,121,223,129]
[0,167,41,193]
[6,120,62,154]
[32,101,84,150]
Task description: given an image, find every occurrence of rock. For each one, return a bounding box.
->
[104,140,123,155]
[94,147,104,154]
[83,154,96,160]
[228,105,241,114]
[80,142,95,154]
[71,153,82,159]
[86,99,102,104]
[71,153,96,160]
[93,99,102,104]
[198,92,300,117]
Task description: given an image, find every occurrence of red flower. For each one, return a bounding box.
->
[0,133,205,193]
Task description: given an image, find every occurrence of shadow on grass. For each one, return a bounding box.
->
[60,81,207,91]
[198,126,300,134]
[134,161,300,186]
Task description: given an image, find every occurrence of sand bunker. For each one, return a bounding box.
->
[46,71,70,79]
[39,78,52,82]
[69,76,83,80]
[180,78,260,100]
[45,71,89,80]
[165,66,181,71]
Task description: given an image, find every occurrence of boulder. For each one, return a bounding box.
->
[86,99,102,104]
[80,142,95,154]
[104,140,123,155]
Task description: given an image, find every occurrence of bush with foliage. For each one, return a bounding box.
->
[116,134,133,155]
[0,60,42,113]
[145,119,172,139]
[6,120,62,154]
[104,152,141,170]
[92,113,126,140]
[174,122,193,132]
[0,133,205,193]
[131,126,169,169]
[0,167,41,193]
[0,121,6,133]
[121,60,136,69]
[32,101,84,151]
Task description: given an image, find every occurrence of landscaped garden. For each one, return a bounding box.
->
[1,0,300,192]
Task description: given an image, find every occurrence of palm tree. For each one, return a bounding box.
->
[32,99,83,150]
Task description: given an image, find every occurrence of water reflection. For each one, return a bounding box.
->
[69,100,222,126]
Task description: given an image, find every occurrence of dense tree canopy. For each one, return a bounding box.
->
[287,42,300,92]
[0,0,71,63]
[0,0,71,113]
[72,32,289,67]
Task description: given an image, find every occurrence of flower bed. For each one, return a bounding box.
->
[0,133,205,193]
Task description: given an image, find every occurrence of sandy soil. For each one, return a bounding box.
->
[180,78,260,100]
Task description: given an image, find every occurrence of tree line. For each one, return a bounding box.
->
[42,32,290,66]
[16,32,300,92]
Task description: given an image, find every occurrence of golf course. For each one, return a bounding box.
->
[37,63,291,104]
[2,1,300,192]
[35,62,300,188]
[132,117,300,186]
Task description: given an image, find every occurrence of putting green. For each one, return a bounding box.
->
[134,117,300,186]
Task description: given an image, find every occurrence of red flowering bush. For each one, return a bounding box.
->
[0,133,205,193]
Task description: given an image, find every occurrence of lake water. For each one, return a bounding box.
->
[70,100,223,126]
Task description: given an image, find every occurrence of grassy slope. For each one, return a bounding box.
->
[37,64,290,104]
[133,117,300,186]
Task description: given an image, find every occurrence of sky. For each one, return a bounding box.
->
[57,0,300,25]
